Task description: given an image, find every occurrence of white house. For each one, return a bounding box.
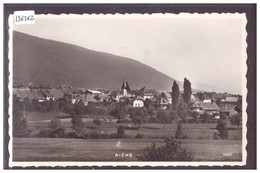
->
[143,92,154,100]
[133,99,144,108]
[203,99,212,103]
[225,96,238,103]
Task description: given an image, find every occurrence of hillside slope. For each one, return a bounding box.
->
[13,31,180,90]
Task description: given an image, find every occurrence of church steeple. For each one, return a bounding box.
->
[121,81,127,91]
[121,81,130,96]
[121,81,130,91]
[125,82,130,91]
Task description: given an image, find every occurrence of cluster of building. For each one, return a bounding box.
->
[12,81,172,108]
[13,81,242,119]
[13,86,108,106]
[190,96,242,119]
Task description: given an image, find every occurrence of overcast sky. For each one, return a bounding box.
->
[12,14,246,94]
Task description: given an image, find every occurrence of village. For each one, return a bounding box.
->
[13,80,242,124]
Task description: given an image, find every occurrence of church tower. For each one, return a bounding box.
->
[121,81,127,96]
[121,81,130,96]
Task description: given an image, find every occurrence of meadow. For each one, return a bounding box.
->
[13,112,243,162]
[27,112,242,140]
[13,138,242,161]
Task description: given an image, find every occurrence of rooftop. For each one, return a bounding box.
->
[225,96,238,102]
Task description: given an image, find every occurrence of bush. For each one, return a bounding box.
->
[230,113,242,126]
[48,117,62,129]
[216,119,229,139]
[64,131,88,139]
[37,118,65,138]
[88,132,101,139]
[135,133,144,138]
[137,137,193,161]
[191,112,200,124]
[71,115,84,134]
[209,119,218,124]
[37,128,51,138]
[38,127,65,138]
[175,123,186,139]
[148,117,158,123]
[110,133,120,138]
[200,113,212,124]
[93,118,102,125]
[34,102,48,112]
[13,117,31,137]
[186,118,195,124]
[178,118,187,124]
[117,126,125,138]
[213,132,220,140]
[13,108,31,137]
[49,127,65,138]
[169,111,178,121]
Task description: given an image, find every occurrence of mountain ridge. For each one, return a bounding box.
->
[13,31,181,91]
[13,31,228,93]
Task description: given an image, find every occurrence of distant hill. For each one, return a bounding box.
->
[192,82,228,94]
[13,31,228,93]
[13,31,182,91]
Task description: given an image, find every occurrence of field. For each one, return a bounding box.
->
[13,138,242,161]
[27,112,242,140]
[13,112,243,162]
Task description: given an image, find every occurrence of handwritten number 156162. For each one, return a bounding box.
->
[15,15,34,22]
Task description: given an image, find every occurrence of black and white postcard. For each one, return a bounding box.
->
[5,5,255,168]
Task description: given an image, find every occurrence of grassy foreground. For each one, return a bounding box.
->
[13,138,242,161]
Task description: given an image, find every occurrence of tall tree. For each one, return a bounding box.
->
[74,100,85,115]
[129,108,148,128]
[144,98,153,109]
[183,78,192,104]
[157,110,171,128]
[177,102,188,122]
[71,114,84,134]
[109,103,126,123]
[171,81,180,109]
